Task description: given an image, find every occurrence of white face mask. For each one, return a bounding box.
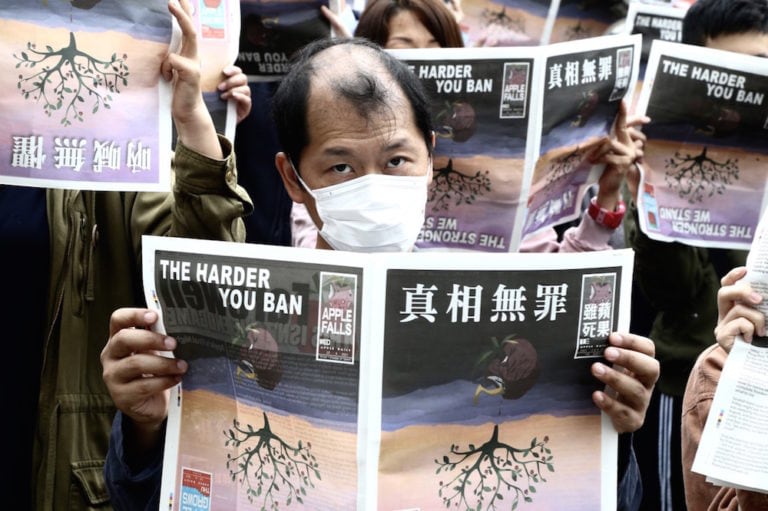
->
[293,164,431,253]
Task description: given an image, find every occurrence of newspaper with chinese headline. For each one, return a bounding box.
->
[691,205,768,494]
[523,33,640,240]
[391,34,640,253]
[0,0,174,191]
[634,40,768,250]
[144,235,634,510]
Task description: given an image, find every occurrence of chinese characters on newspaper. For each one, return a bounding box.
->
[0,0,174,190]
[143,235,633,510]
[391,34,641,252]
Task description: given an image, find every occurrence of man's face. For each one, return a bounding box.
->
[706,31,768,57]
[276,72,433,249]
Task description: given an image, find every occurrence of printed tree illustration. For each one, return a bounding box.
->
[435,425,554,510]
[224,412,320,509]
[564,20,594,41]
[664,146,739,203]
[14,31,129,126]
[429,158,491,211]
[482,6,526,34]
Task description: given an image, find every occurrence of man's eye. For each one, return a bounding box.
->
[332,163,353,174]
[387,157,406,168]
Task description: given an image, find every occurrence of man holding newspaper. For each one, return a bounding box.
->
[100,37,659,509]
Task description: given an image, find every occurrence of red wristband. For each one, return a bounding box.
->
[588,196,626,229]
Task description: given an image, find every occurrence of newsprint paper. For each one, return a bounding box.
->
[142,235,633,510]
[390,33,641,253]
[691,205,768,494]
[634,40,768,250]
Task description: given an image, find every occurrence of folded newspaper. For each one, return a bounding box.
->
[142,235,633,510]
[390,34,641,253]
[634,40,768,250]
[691,207,768,494]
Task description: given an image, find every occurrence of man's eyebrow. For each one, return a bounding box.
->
[321,138,419,156]
[321,147,354,157]
[383,137,420,152]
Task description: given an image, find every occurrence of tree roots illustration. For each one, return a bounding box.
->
[224,412,320,509]
[429,159,491,210]
[435,425,554,510]
[564,21,593,41]
[482,7,525,33]
[664,146,739,203]
[14,31,129,126]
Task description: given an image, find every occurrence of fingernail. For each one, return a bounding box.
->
[751,292,763,303]
[176,360,188,372]
[593,391,605,404]
[610,333,623,346]
[144,310,157,323]
[593,363,607,375]
[164,337,176,350]
[604,347,620,362]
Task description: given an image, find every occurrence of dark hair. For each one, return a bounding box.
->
[354,0,465,48]
[271,37,434,166]
[682,0,768,46]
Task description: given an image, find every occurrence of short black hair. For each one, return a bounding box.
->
[682,0,768,46]
[271,37,434,167]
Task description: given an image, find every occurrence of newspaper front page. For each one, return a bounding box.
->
[391,47,536,253]
[523,34,641,239]
[391,34,640,252]
[143,235,633,510]
[0,0,174,191]
[634,40,768,249]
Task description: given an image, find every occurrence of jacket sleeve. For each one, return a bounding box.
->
[519,213,615,253]
[104,412,162,511]
[681,345,768,511]
[126,135,254,257]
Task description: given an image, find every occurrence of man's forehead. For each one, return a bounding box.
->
[307,45,391,92]
[305,84,414,140]
[309,43,380,68]
[306,47,409,117]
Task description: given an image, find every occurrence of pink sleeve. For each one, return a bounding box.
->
[519,213,615,253]
[681,345,768,511]
[291,202,318,249]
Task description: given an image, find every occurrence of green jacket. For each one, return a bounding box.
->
[624,200,746,396]
[33,137,252,510]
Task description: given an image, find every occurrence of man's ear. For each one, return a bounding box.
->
[275,152,306,203]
